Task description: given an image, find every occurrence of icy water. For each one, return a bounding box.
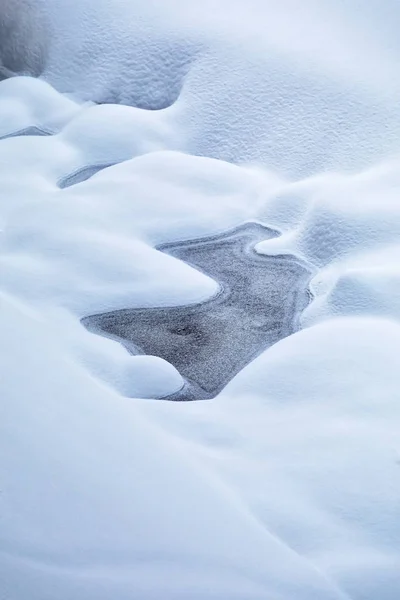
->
[83,222,312,400]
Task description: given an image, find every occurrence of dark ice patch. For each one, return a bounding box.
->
[82,222,312,400]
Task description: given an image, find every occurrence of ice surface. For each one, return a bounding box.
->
[1,2,400,599]
[84,223,311,399]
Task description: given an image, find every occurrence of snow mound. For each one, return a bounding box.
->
[0,293,346,600]
[0,76,81,138]
[214,318,400,597]
[35,0,400,175]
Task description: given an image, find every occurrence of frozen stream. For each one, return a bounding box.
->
[83,222,312,399]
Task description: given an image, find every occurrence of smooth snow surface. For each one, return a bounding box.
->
[1,1,400,599]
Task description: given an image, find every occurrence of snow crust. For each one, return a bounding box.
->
[41,0,400,175]
[2,2,400,598]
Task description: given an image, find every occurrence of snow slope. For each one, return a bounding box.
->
[1,1,400,599]
[42,0,400,174]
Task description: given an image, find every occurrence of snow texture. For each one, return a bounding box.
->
[0,0,49,78]
[1,1,400,599]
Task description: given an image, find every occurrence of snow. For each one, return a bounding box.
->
[1,1,400,599]
[41,0,400,174]
[0,292,346,600]
[0,77,81,138]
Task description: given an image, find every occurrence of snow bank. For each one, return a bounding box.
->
[38,0,400,175]
[217,317,400,596]
[0,293,346,600]
[0,77,80,138]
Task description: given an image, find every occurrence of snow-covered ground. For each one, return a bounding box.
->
[1,1,400,598]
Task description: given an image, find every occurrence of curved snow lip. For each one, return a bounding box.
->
[83,222,313,400]
[0,125,53,140]
[57,162,120,188]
